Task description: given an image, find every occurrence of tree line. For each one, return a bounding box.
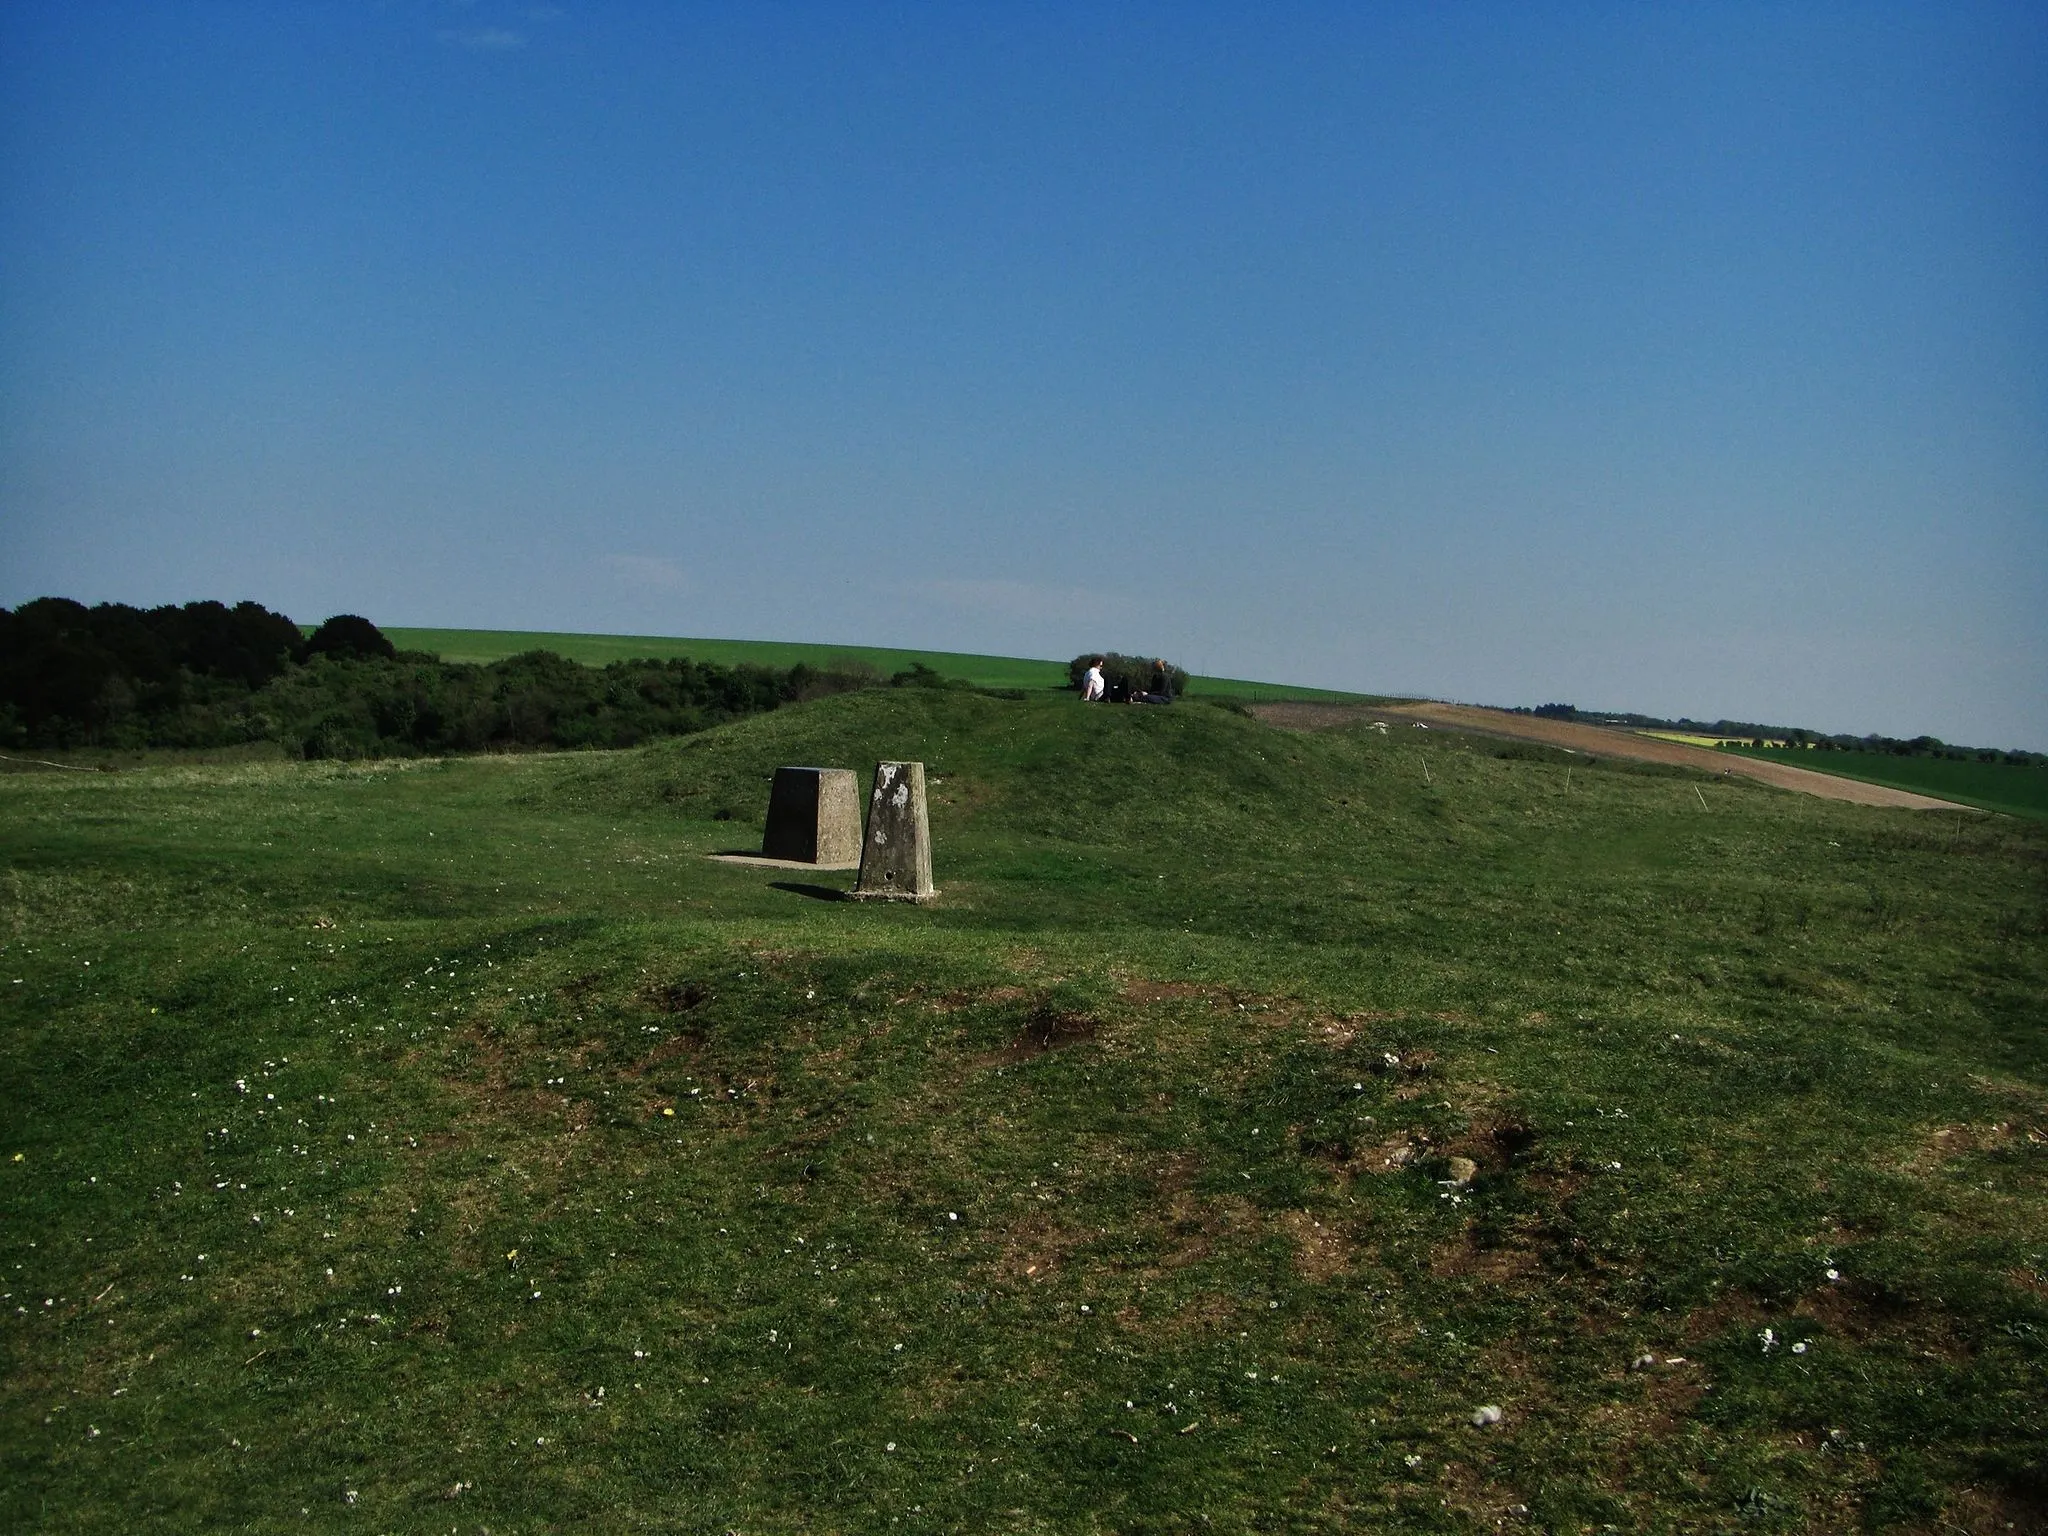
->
[0,598,886,757]
[1521,702,2044,767]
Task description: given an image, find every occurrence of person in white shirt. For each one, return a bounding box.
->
[1081,658,1106,702]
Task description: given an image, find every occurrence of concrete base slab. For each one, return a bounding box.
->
[704,853,860,872]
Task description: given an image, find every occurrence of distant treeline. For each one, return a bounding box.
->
[1520,702,2045,767]
[0,598,893,757]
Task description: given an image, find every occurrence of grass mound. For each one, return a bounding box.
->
[3,690,2044,1532]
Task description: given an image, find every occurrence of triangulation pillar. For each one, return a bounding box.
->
[854,760,935,902]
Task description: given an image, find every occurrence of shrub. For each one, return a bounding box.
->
[1066,653,1188,699]
[891,662,968,690]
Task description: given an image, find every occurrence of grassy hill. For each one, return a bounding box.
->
[1718,745,2048,822]
[3,690,2043,1532]
[382,626,1376,703]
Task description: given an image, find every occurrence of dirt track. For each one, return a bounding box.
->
[1251,700,1974,812]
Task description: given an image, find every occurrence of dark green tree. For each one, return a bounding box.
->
[301,614,397,661]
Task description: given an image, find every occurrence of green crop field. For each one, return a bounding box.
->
[1720,746,2048,822]
[380,626,1374,704]
[381,628,1068,691]
[4,691,2043,1533]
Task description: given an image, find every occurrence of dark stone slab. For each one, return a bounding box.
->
[761,767,861,865]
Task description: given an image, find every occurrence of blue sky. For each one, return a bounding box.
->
[3,2,2043,746]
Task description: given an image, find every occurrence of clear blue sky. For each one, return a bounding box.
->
[3,2,2043,746]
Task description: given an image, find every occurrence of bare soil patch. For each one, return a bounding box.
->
[1903,1119,2026,1173]
[1007,1006,1100,1060]
[1431,1222,1545,1284]
[645,979,709,1014]
[1252,700,1973,810]
[1277,1208,1358,1281]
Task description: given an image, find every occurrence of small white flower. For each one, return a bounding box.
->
[1759,1328,1777,1353]
[885,1441,896,1452]
[1825,1268,1840,1282]
[1793,1341,1810,1354]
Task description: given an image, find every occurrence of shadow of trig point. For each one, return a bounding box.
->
[761,767,862,867]
[854,760,935,903]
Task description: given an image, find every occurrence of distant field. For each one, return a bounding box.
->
[381,627,1372,703]
[1637,730,1732,748]
[1721,745,2048,820]
[1640,730,1788,749]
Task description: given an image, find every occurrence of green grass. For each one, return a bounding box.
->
[3,692,2043,1533]
[380,626,1375,702]
[1721,745,2048,821]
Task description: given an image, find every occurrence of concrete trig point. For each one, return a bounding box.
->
[854,760,934,902]
[761,767,861,867]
